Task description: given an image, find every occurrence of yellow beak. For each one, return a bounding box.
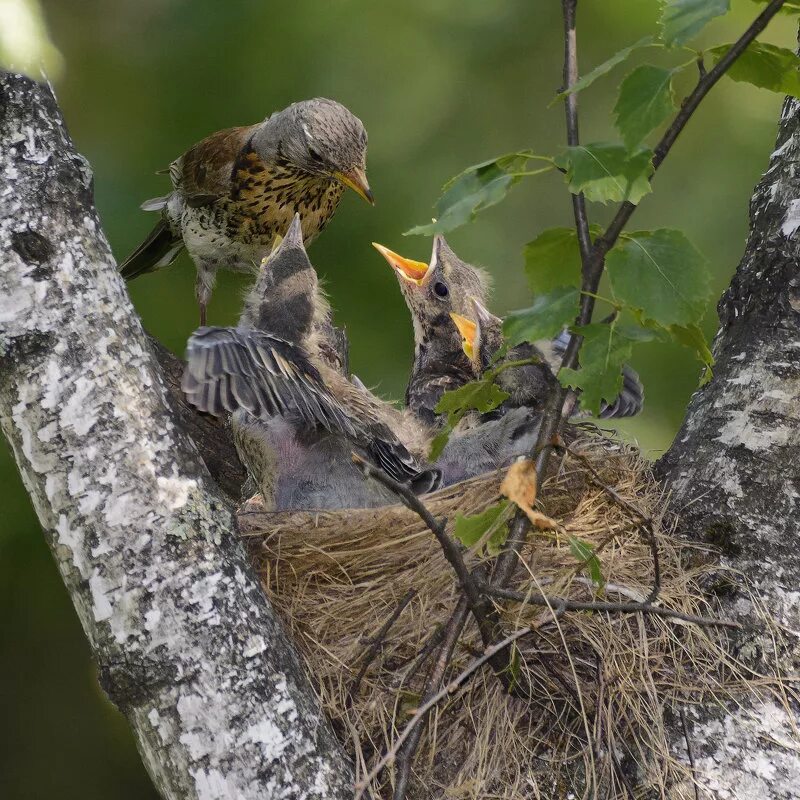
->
[334,167,374,205]
[372,242,430,284]
[449,312,478,360]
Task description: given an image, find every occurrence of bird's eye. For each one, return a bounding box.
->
[308,146,324,164]
[433,281,449,299]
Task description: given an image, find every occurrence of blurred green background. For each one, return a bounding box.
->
[0,1,795,797]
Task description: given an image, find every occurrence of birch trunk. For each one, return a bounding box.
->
[0,71,353,800]
[656,95,800,799]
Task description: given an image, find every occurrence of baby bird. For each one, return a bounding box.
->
[372,235,486,425]
[453,298,644,419]
[183,215,439,510]
[120,98,373,325]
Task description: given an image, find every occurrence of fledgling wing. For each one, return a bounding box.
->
[547,329,644,419]
[183,327,439,489]
[171,125,256,207]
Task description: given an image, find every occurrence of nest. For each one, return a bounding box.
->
[239,432,738,799]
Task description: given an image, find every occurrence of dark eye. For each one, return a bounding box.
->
[433,281,449,298]
[308,147,324,164]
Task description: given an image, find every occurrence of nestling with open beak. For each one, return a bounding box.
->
[373,235,489,426]
[182,215,440,510]
[119,98,373,325]
[453,297,644,420]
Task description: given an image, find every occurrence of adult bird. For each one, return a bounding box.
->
[120,98,373,325]
[182,215,439,510]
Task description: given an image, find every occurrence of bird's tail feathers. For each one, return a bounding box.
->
[119,219,183,281]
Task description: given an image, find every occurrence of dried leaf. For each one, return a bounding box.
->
[500,460,558,530]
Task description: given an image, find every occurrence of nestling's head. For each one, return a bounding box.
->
[241,214,328,345]
[257,98,372,204]
[372,235,491,347]
[450,297,505,373]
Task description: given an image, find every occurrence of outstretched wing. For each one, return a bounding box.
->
[183,327,440,489]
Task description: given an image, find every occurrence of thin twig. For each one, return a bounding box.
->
[354,608,564,800]
[347,589,417,709]
[353,455,527,689]
[479,583,739,629]
[679,705,701,800]
[392,598,469,800]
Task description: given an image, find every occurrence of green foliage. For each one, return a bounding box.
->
[660,0,730,47]
[606,229,712,328]
[614,65,676,150]
[555,144,654,204]
[453,500,511,555]
[405,152,552,236]
[523,226,602,293]
[710,42,800,98]
[553,36,655,101]
[503,287,580,347]
[559,322,655,415]
[428,378,511,460]
[668,323,715,382]
[568,536,605,587]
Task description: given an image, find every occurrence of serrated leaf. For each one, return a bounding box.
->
[660,0,730,47]
[504,287,580,347]
[523,225,603,293]
[607,230,712,328]
[555,144,654,205]
[667,323,714,383]
[453,500,511,554]
[559,322,653,416]
[568,536,605,587]
[435,378,510,418]
[614,65,676,150]
[405,152,552,236]
[553,36,655,101]
[710,42,800,98]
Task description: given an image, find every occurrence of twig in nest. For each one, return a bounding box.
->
[479,583,739,629]
[392,597,469,800]
[347,589,417,709]
[352,454,527,690]
[354,606,564,800]
[564,445,661,603]
[679,705,701,800]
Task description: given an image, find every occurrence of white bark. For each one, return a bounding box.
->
[657,94,800,799]
[0,71,353,800]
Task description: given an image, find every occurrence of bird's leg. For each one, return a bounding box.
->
[195,265,216,328]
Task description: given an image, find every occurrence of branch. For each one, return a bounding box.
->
[478,584,739,629]
[0,71,352,799]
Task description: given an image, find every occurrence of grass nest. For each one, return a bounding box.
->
[238,430,740,799]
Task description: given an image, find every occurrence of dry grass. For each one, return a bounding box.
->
[238,432,742,799]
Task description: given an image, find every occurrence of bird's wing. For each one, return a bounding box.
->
[172,126,257,207]
[183,328,439,489]
[547,329,644,418]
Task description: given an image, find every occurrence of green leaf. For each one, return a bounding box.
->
[660,0,730,47]
[405,152,552,236]
[614,65,676,150]
[453,500,511,555]
[606,229,712,328]
[553,36,655,101]
[709,42,800,98]
[559,322,654,416]
[435,378,510,418]
[667,323,714,383]
[523,225,602,293]
[568,536,604,587]
[555,144,654,205]
[428,427,453,462]
[503,287,580,347]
